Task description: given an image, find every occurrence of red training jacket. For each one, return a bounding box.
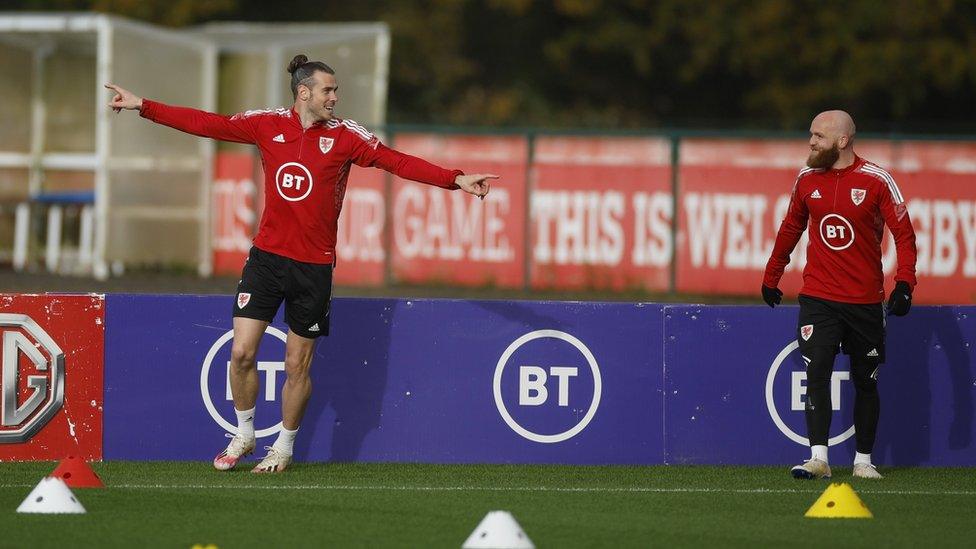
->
[763,155,917,304]
[140,100,462,264]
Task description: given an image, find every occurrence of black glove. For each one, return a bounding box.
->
[761,285,783,308]
[886,281,912,316]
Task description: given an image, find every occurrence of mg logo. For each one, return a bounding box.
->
[765,340,855,446]
[200,326,287,438]
[493,330,602,443]
[0,314,65,443]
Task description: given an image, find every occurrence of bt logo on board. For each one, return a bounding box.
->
[200,327,287,438]
[765,339,855,446]
[493,330,602,444]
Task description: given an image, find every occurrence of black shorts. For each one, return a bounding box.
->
[797,294,885,362]
[232,246,334,339]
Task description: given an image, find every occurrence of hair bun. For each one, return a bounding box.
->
[287,54,309,74]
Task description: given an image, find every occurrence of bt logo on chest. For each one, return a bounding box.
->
[819,214,855,251]
[275,162,314,202]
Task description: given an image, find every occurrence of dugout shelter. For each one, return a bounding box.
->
[0,13,216,278]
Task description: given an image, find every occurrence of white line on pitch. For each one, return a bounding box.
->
[3,483,974,496]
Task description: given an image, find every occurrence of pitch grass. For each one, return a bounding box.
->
[2,463,975,548]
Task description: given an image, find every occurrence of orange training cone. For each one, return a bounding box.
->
[49,456,104,488]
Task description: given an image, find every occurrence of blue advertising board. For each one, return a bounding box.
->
[103,296,976,466]
[104,296,664,464]
[664,305,976,466]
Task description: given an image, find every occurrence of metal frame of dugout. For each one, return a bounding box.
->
[0,13,216,279]
[0,16,391,278]
[191,21,390,133]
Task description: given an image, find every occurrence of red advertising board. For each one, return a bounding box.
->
[675,139,976,303]
[530,136,672,291]
[885,141,976,303]
[390,134,527,287]
[212,152,261,275]
[676,139,806,297]
[0,294,104,461]
[335,167,386,287]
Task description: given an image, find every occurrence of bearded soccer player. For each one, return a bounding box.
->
[106,55,497,473]
[762,110,917,480]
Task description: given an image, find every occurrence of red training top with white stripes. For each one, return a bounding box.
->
[763,155,917,304]
[140,100,462,264]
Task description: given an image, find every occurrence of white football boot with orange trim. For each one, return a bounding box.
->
[251,447,292,473]
[853,463,883,479]
[790,458,832,479]
[213,434,255,471]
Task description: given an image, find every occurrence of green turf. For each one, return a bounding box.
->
[2,462,975,548]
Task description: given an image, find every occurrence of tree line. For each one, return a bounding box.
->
[7,0,976,132]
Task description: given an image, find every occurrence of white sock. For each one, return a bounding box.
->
[854,452,872,466]
[272,426,298,456]
[235,407,255,440]
[811,445,829,463]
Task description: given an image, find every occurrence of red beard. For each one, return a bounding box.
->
[806,143,840,169]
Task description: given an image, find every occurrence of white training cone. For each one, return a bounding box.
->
[16,477,86,514]
[462,510,534,549]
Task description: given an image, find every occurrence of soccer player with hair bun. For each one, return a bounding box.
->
[106,54,497,473]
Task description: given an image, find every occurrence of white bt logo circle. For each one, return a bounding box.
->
[765,340,855,446]
[200,326,287,437]
[493,330,602,444]
[275,162,314,202]
[819,214,855,251]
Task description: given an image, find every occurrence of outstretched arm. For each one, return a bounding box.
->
[454,173,497,200]
[105,82,258,144]
[351,135,497,198]
[105,82,143,112]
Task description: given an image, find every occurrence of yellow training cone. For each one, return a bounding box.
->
[804,482,873,519]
